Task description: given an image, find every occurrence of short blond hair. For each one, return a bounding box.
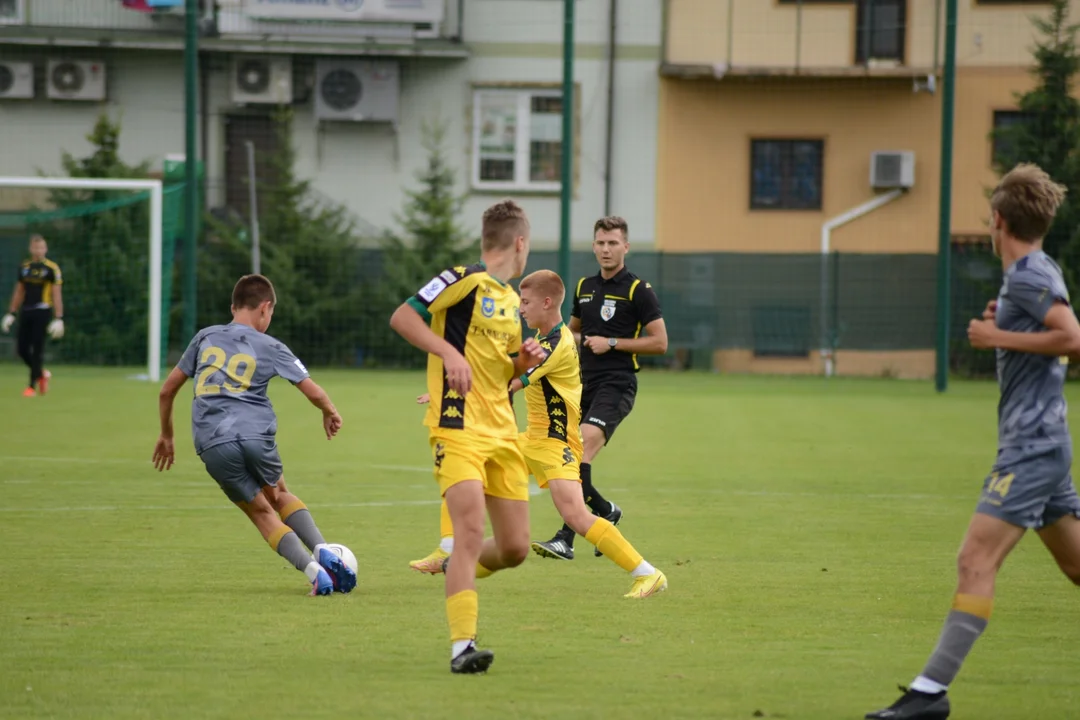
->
[519,269,565,306]
[991,163,1067,242]
[481,199,529,251]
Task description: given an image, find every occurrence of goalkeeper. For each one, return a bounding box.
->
[2,235,64,397]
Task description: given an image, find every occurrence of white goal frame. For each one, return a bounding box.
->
[0,176,164,382]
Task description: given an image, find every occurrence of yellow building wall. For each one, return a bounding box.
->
[656,67,1038,253]
[665,0,1074,70]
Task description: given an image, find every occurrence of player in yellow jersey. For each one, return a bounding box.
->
[414,270,668,599]
[390,199,543,675]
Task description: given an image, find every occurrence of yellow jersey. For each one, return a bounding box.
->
[519,323,583,453]
[408,262,522,440]
[18,258,63,310]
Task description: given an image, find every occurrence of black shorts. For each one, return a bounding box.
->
[581,373,637,443]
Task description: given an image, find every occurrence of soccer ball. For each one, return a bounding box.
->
[326,543,358,575]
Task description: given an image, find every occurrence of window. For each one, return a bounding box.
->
[472,88,572,192]
[975,1,1050,4]
[992,110,1033,168]
[855,0,906,64]
[0,0,25,25]
[750,139,824,211]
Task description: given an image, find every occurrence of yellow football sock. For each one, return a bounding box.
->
[266,524,292,552]
[440,499,453,539]
[476,562,495,579]
[278,499,307,522]
[446,589,478,643]
[585,518,643,573]
[952,592,993,620]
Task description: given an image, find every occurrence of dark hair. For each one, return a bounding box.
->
[991,163,1067,242]
[481,199,529,251]
[232,274,277,310]
[593,216,628,240]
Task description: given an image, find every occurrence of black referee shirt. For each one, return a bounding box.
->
[571,266,662,376]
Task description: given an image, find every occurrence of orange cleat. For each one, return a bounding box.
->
[22,387,36,397]
[38,369,51,395]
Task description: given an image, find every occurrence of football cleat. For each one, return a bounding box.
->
[38,369,51,395]
[310,567,335,596]
[624,569,667,599]
[451,643,494,675]
[317,547,357,593]
[865,686,950,719]
[531,537,575,561]
[22,387,35,397]
[595,502,623,557]
[410,547,450,575]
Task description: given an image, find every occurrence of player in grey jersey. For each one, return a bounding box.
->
[152,274,356,596]
[868,165,1080,720]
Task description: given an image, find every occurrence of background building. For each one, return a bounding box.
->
[0,0,661,248]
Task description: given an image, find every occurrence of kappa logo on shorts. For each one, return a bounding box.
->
[562,447,575,466]
[481,297,495,318]
[434,442,446,469]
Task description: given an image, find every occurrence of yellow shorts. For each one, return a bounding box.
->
[519,434,581,489]
[429,430,529,502]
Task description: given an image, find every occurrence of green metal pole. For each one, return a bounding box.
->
[559,0,575,316]
[935,0,958,393]
[182,0,199,342]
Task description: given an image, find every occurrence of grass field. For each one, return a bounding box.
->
[2,366,1080,719]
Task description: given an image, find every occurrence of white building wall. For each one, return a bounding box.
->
[0,0,661,247]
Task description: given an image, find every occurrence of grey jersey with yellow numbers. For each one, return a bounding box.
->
[995,251,1071,449]
[177,323,310,454]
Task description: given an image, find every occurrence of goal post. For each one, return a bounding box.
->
[0,176,168,382]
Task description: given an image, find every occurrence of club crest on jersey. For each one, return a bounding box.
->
[481,297,495,318]
[601,299,616,321]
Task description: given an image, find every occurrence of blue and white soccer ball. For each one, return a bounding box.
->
[326,543,358,575]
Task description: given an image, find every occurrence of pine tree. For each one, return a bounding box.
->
[991,0,1080,287]
[379,116,477,304]
[199,107,368,365]
[40,114,154,365]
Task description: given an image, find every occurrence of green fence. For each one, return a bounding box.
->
[2,231,1003,376]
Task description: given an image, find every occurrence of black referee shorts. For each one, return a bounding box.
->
[580,373,638,444]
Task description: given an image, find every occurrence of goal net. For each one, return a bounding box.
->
[0,178,182,382]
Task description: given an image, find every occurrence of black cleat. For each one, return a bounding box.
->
[595,502,622,557]
[529,535,574,561]
[451,644,495,674]
[865,686,950,719]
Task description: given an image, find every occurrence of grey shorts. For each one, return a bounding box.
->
[976,443,1080,530]
[199,439,284,504]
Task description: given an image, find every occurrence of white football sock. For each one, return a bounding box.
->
[451,640,472,659]
[631,560,656,578]
[303,562,322,582]
[910,676,948,694]
[440,537,454,554]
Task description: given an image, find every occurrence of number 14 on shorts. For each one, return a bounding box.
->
[983,471,1015,502]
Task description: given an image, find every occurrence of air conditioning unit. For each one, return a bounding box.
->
[231,55,292,105]
[46,60,106,101]
[870,150,915,189]
[0,61,33,99]
[314,60,399,123]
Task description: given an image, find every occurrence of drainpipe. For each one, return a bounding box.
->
[603,0,617,216]
[453,0,465,43]
[933,0,941,74]
[726,0,734,67]
[796,0,803,72]
[819,188,906,376]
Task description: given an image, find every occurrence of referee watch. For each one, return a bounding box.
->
[608,337,618,349]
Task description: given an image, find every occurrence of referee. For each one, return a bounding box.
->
[532,216,668,561]
[2,234,64,396]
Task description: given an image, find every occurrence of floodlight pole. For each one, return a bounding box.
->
[935,0,958,393]
[558,0,575,316]
[182,0,199,343]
